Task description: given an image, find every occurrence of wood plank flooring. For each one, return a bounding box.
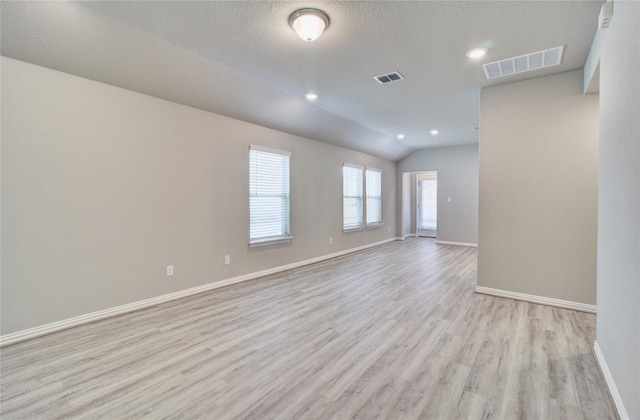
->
[0,238,617,419]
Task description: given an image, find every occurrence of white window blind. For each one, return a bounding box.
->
[366,169,382,226]
[249,146,291,244]
[343,164,364,230]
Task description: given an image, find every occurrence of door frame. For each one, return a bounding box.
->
[417,171,438,238]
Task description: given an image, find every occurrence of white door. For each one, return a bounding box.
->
[417,173,437,238]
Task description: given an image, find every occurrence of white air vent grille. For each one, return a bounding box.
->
[483,46,564,80]
[374,71,404,84]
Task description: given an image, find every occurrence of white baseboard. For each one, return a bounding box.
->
[436,240,478,247]
[593,340,630,420]
[474,286,597,313]
[0,238,398,348]
[403,233,418,239]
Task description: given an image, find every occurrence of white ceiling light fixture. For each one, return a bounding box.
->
[397,134,406,140]
[289,8,330,42]
[305,92,318,101]
[430,129,439,136]
[466,47,488,59]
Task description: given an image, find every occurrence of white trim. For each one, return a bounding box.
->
[365,223,383,230]
[365,168,382,226]
[248,236,293,247]
[404,233,418,238]
[0,238,398,348]
[436,240,478,247]
[249,144,291,156]
[474,286,597,313]
[416,171,437,238]
[343,226,365,233]
[416,171,437,181]
[593,340,630,420]
[343,162,364,170]
[343,164,364,231]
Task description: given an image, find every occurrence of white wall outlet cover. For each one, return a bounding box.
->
[166,265,174,276]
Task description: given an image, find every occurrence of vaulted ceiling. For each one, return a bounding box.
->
[1,1,603,161]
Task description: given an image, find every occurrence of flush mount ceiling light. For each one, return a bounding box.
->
[430,129,439,136]
[305,92,318,101]
[396,134,406,140]
[289,8,330,42]
[466,47,488,59]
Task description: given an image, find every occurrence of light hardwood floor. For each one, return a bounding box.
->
[0,238,616,419]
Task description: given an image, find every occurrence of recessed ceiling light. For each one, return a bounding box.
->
[466,47,488,59]
[305,92,318,101]
[430,129,439,136]
[397,133,405,140]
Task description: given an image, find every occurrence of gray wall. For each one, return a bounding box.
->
[397,144,479,245]
[596,2,640,417]
[477,70,599,305]
[1,57,397,335]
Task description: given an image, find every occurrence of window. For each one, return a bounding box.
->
[249,145,291,245]
[343,164,383,231]
[343,164,364,230]
[366,168,382,226]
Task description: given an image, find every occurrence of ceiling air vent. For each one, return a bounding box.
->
[374,71,404,84]
[483,46,564,80]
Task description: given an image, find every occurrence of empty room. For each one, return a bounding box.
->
[1,1,638,419]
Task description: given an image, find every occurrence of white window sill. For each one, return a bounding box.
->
[343,226,365,233]
[249,236,293,248]
[366,223,383,229]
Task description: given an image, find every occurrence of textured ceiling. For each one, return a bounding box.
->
[1,1,603,161]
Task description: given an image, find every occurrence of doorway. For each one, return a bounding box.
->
[417,172,437,238]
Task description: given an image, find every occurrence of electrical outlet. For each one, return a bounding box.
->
[224,255,230,265]
[166,265,174,277]
[329,237,333,245]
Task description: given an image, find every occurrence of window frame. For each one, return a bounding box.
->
[249,145,293,247]
[365,167,383,228]
[342,164,365,232]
